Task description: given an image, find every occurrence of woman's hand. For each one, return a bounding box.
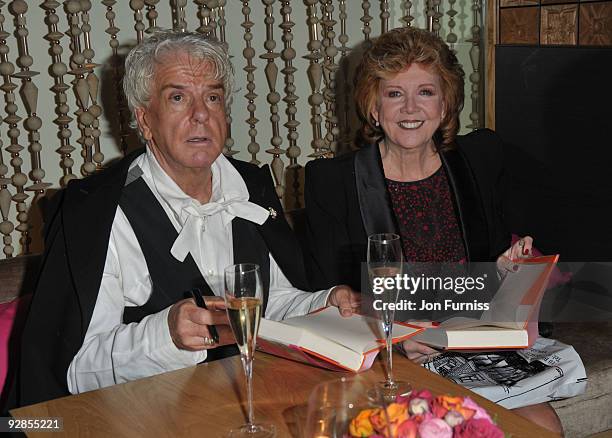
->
[400,339,440,364]
[496,236,534,275]
[327,285,361,317]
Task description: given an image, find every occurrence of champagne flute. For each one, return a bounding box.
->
[367,233,411,401]
[224,263,275,438]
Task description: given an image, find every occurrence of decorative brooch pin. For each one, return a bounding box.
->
[268,207,277,219]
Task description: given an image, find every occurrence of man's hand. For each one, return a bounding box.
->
[497,235,534,275]
[400,339,440,364]
[327,285,361,317]
[167,298,234,351]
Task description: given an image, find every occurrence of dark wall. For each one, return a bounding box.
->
[496,46,612,259]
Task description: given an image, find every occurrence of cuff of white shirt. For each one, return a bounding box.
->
[150,306,208,367]
[310,287,334,313]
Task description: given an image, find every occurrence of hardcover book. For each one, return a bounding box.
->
[412,255,559,350]
[257,307,423,372]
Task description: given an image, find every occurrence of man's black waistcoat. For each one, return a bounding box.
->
[120,174,270,361]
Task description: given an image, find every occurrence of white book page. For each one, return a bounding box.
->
[282,307,419,353]
[479,262,550,328]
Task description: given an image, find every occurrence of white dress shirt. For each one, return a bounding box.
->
[67,150,331,394]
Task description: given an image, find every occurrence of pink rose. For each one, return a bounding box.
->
[395,419,418,438]
[431,401,448,419]
[369,408,387,434]
[418,418,453,438]
[410,412,433,426]
[454,418,505,438]
[462,397,493,422]
[406,389,434,403]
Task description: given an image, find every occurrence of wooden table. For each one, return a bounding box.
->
[11,352,558,437]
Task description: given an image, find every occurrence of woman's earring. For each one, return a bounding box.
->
[374,120,380,127]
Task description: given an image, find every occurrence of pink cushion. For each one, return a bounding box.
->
[0,295,30,396]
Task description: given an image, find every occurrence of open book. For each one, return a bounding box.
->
[412,255,559,350]
[257,307,423,372]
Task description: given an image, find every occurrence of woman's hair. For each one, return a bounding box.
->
[354,27,465,149]
[123,29,234,132]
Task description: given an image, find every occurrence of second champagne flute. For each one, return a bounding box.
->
[367,233,411,401]
[224,263,275,438]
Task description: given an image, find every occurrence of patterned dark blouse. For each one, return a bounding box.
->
[386,167,466,263]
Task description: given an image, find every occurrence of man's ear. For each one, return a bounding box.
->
[135,107,152,142]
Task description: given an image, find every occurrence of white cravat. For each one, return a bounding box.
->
[143,150,270,264]
[171,193,270,262]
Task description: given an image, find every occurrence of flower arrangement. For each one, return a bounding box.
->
[348,389,504,438]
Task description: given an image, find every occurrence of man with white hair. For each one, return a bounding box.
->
[18,30,358,406]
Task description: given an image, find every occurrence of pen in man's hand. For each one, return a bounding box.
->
[189,288,220,344]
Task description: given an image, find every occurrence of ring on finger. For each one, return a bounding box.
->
[203,336,215,346]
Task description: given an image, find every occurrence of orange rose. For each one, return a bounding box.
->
[456,407,475,421]
[349,408,376,437]
[437,395,464,411]
[371,403,410,437]
[386,402,409,424]
[434,395,474,421]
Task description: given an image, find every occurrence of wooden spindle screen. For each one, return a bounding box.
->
[0,1,484,258]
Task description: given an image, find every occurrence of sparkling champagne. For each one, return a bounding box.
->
[369,266,401,326]
[227,296,262,357]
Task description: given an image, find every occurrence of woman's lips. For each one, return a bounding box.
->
[398,120,425,129]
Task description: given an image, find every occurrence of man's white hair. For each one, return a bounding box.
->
[123,29,234,135]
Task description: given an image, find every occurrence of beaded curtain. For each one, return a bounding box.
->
[0,0,483,258]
